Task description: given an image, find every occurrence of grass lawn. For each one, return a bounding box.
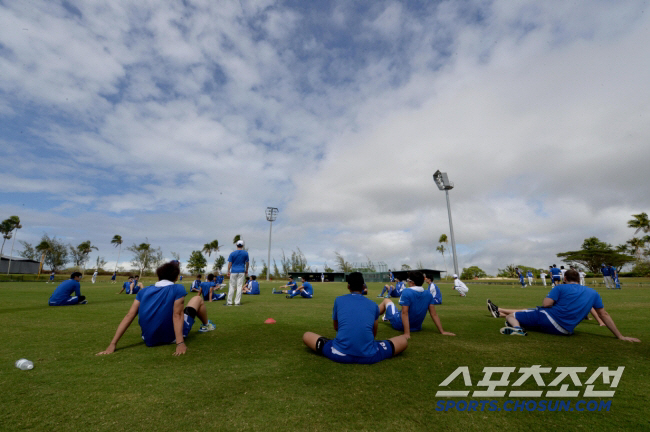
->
[1,278,649,431]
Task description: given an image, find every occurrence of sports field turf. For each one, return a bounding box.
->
[2,279,649,431]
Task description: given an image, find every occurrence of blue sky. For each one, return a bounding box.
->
[1,0,649,274]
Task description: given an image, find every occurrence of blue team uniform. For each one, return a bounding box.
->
[428,282,442,304]
[111,273,117,281]
[48,279,82,306]
[601,265,611,277]
[200,281,224,301]
[132,281,142,294]
[514,284,604,335]
[550,267,562,282]
[389,272,395,282]
[390,281,405,298]
[517,270,525,287]
[216,275,224,285]
[322,293,393,364]
[527,271,533,278]
[384,287,435,331]
[228,250,249,273]
[246,280,260,295]
[136,282,193,346]
[290,281,313,298]
[123,281,132,294]
[49,273,55,281]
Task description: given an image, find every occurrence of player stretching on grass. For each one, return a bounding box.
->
[190,274,202,292]
[424,275,442,304]
[486,269,640,341]
[48,272,87,305]
[97,261,216,356]
[378,271,455,339]
[286,277,313,299]
[303,272,408,364]
[201,273,226,302]
[273,276,297,294]
[243,275,260,295]
[378,278,404,298]
[117,276,134,294]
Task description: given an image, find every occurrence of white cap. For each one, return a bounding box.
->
[453,274,458,278]
[236,240,244,246]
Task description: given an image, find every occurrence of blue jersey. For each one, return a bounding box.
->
[123,281,132,294]
[302,282,313,295]
[136,282,187,346]
[216,275,224,284]
[249,280,260,294]
[132,281,142,294]
[332,293,380,357]
[49,279,81,304]
[287,281,297,290]
[527,272,533,277]
[111,273,117,280]
[428,283,442,304]
[49,273,55,280]
[394,287,435,331]
[191,280,201,291]
[550,268,561,278]
[200,281,217,300]
[545,284,604,333]
[601,266,610,276]
[228,250,249,273]
[389,272,395,282]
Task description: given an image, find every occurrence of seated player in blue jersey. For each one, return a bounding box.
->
[132,275,144,294]
[424,275,442,304]
[117,276,135,294]
[303,272,408,364]
[378,271,455,339]
[243,275,260,295]
[378,278,403,298]
[486,269,640,341]
[215,273,226,289]
[201,273,226,301]
[273,276,297,294]
[97,261,216,356]
[49,272,87,306]
[286,277,313,299]
[190,274,202,292]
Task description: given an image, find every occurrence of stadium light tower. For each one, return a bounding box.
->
[265,207,278,281]
[433,170,459,278]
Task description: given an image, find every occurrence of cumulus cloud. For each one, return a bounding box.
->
[1,1,648,274]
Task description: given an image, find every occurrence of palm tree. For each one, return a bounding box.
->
[202,243,214,257]
[0,218,15,256]
[627,237,646,260]
[111,235,123,273]
[233,234,241,244]
[5,216,21,275]
[438,234,449,279]
[35,238,53,276]
[78,240,98,277]
[628,212,650,235]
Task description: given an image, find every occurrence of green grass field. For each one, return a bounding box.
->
[1,279,649,431]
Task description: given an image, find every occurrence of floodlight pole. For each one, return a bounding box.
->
[265,207,278,281]
[6,227,18,275]
[433,170,459,278]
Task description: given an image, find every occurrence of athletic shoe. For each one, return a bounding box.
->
[376,295,383,298]
[487,299,499,318]
[79,300,88,304]
[381,314,387,322]
[504,320,514,328]
[199,321,216,333]
[500,326,527,336]
[223,303,232,306]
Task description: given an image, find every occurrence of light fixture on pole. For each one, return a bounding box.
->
[265,207,278,281]
[433,170,459,278]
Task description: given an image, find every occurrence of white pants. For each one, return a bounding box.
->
[527,277,533,285]
[603,276,614,289]
[228,273,245,305]
[580,277,585,286]
[454,286,468,296]
[541,277,546,286]
[92,276,96,283]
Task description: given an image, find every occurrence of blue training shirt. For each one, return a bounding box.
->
[200,281,216,300]
[394,287,436,331]
[287,280,297,290]
[302,281,313,295]
[428,283,442,304]
[123,281,132,294]
[49,279,81,304]
[601,266,611,276]
[545,284,604,333]
[136,282,187,346]
[249,280,260,294]
[332,293,380,357]
[228,250,249,273]
[550,267,561,278]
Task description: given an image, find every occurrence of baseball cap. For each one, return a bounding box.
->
[236,240,244,246]
[453,274,458,278]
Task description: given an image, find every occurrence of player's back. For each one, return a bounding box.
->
[399,288,433,331]
[137,283,187,346]
[303,282,313,295]
[546,284,603,333]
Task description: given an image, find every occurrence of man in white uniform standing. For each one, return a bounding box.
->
[226,240,249,306]
[453,274,469,297]
[539,270,547,287]
[92,269,98,284]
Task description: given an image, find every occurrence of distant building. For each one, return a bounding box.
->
[0,255,41,274]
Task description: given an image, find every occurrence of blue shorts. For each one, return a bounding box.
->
[552,276,561,282]
[49,296,80,306]
[244,291,260,295]
[390,290,400,298]
[514,308,569,335]
[384,303,404,331]
[322,340,393,364]
[142,313,195,347]
[212,293,226,301]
